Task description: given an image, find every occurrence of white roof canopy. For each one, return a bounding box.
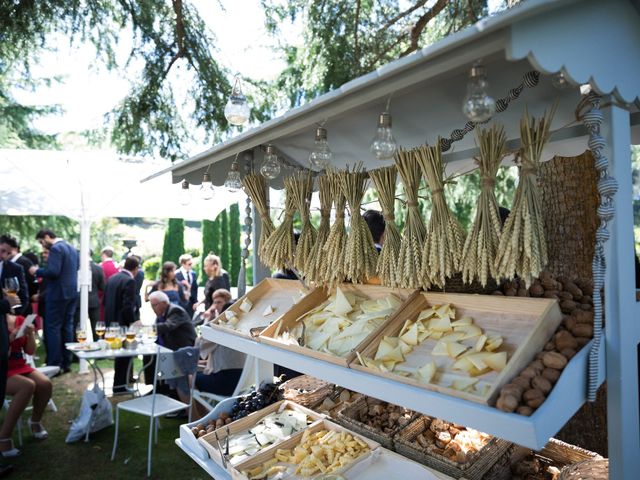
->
[148,0,640,189]
[0,149,243,221]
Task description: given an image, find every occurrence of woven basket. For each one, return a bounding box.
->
[335,397,416,450]
[539,438,602,465]
[558,458,608,479]
[279,375,333,408]
[393,416,513,480]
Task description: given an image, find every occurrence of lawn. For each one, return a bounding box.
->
[4,349,209,479]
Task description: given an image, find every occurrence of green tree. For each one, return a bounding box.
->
[229,202,242,286]
[218,209,230,276]
[161,218,185,265]
[0,215,78,252]
[201,218,218,278]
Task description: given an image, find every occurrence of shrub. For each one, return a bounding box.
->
[143,256,161,281]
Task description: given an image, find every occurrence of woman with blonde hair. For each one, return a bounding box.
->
[197,253,231,313]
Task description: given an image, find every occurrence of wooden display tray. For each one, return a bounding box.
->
[231,419,380,480]
[259,284,420,367]
[198,400,324,470]
[209,278,312,339]
[350,292,563,405]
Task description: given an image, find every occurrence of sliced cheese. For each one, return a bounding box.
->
[474,334,487,352]
[452,377,478,391]
[439,332,464,343]
[486,335,503,352]
[400,322,419,346]
[262,305,274,316]
[455,324,483,340]
[416,361,437,384]
[239,298,253,313]
[429,316,452,333]
[398,339,413,355]
[327,287,353,315]
[432,341,449,356]
[485,351,508,372]
[446,342,468,358]
[451,316,473,327]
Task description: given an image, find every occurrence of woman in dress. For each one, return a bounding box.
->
[197,254,231,314]
[146,261,188,310]
[0,315,52,457]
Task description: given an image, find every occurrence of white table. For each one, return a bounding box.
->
[66,342,172,394]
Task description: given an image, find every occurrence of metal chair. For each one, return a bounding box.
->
[110,349,194,477]
[191,355,255,412]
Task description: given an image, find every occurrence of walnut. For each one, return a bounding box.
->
[542,367,562,384]
[523,388,545,409]
[531,376,553,394]
[555,330,578,352]
[542,352,568,370]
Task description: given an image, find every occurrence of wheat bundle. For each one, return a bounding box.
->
[242,173,276,262]
[495,108,555,286]
[417,141,466,288]
[261,177,296,270]
[369,166,401,287]
[395,149,427,289]
[319,169,347,286]
[305,174,332,283]
[340,165,378,283]
[290,171,317,275]
[460,126,507,287]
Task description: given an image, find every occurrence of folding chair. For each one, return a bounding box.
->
[25,354,59,412]
[110,349,195,477]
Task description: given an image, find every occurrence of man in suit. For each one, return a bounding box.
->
[148,291,196,351]
[0,235,36,314]
[0,238,29,316]
[176,253,198,312]
[29,229,79,372]
[104,256,139,393]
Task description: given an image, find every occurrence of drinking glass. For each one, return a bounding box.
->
[146,324,158,343]
[95,321,106,339]
[76,328,87,343]
[126,326,136,343]
[3,277,19,295]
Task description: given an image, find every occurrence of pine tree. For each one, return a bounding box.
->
[161,218,185,266]
[229,202,242,286]
[201,219,217,279]
[219,209,230,277]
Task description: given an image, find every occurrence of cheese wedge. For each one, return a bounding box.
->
[416,361,437,383]
[262,305,274,316]
[430,316,452,333]
[455,324,483,340]
[446,342,468,358]
[485,351,508,372]
[328,287,353,315]
[239,298,253,313]
[486,336,503,352]
[398,339,413,355]
[440,332,464,343]
[452,377,478,391]
[432,341,449,356]
[474,334,487,352]
[451,316,473,327]
[400,322,419,346]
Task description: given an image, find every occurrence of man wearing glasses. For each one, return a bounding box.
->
[176,253,198,313]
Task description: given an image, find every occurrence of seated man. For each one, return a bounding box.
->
[148,291,196,351]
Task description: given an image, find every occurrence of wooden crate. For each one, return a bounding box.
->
[209,278,312,339]
[198,400,324,470]
[259,284,420,367]
[350,292,563,405]
[231,419,380,480]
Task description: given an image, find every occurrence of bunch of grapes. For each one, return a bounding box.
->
[231,382,281,420]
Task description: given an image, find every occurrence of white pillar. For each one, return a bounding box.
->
[78,217,92,374]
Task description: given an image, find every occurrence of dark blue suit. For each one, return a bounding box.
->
[0,260,29,315]
[176,269,198,312]
[36,240,79,369]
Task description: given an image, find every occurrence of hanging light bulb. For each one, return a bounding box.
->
[309,127,332,168]
[551,71,569,89]
[179,179,191,206]
[224,159,242,192]
[370,112,397,160]
[199,172,215,200]
[462,63,496,122]
[260,145,281,180]
[224,76,251,126]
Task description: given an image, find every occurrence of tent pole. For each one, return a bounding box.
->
[78,217,92,374]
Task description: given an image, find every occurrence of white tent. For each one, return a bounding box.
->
[0,148,244,345]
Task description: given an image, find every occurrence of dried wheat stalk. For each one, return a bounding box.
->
[460,126,506,287]
[395,149,427,289]
[319,169,347,286]
[305,174,332,283]
[417,141,466,288]
[290,171,317,275]
[340,165,378,283]
[369,166,401,287]
[495,108,555,286]
[242,173,276,262]
[261,177,296,270]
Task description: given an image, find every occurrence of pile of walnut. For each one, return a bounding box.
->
[190,412,233,438]
[494,272,595,416]
[412,416,491,464]
[353,398,413,435]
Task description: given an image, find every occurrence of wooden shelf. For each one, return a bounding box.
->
[201,325,604,450]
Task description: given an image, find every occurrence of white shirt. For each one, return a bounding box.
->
[0,260,3,280]
[10,252,22,263]
[178,267,193,283]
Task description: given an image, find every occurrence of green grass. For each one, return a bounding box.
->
[3,343,209,479]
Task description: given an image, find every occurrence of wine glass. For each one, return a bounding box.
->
[146,324,158,344]
[76,327,87,343]
[3,277,19,295]
[95,321,106,340]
